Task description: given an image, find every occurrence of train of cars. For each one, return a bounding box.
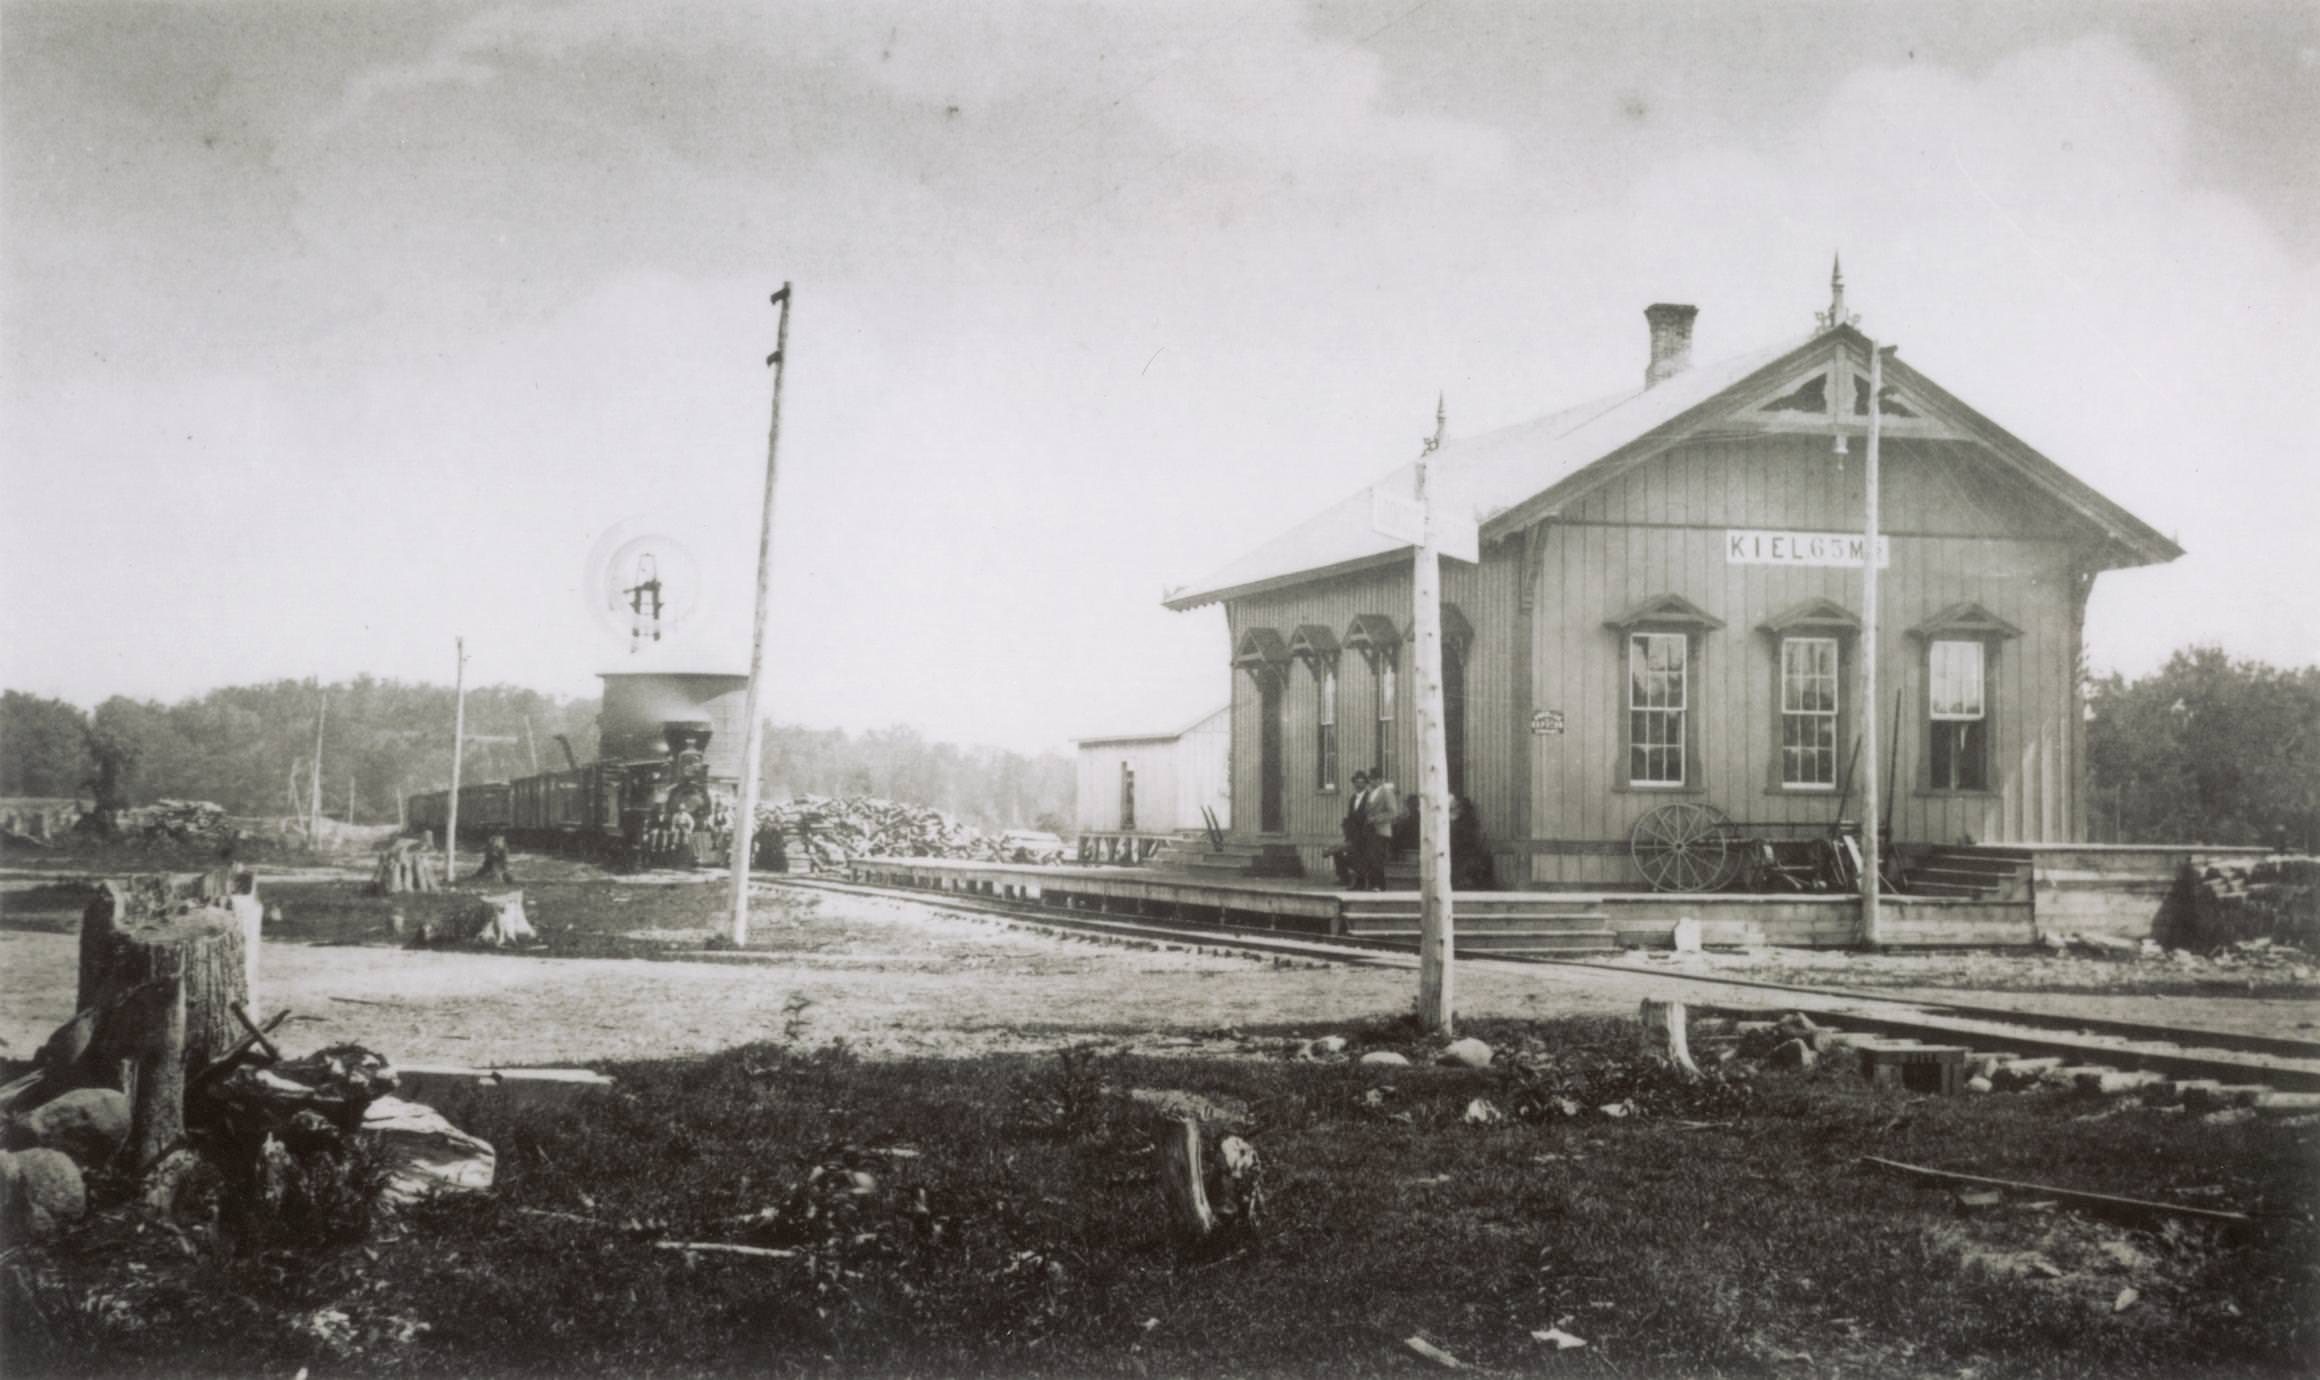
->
[407,667,753,867]
[406,718,739,867]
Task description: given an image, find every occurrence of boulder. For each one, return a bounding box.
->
[12,1087,131,1168]
[1964,1075,1995,1094]
[1308,1035,1348,1057]
[1360,1051,1411,1068]
[3,1148,86,1238]
[1438,1038,1494,1069]
[1463,1097,1504,1125]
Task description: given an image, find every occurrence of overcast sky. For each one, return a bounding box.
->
[4,0,2315,752]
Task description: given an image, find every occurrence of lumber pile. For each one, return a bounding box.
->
[79,799,232,844]
[2158,856,2319,954]
[755,795,998,869]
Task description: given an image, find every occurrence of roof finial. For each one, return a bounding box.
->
[1423,391,1447,454]
[1816,253,1857,331]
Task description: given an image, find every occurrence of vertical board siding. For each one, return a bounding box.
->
[1221,431,2091,883]
[1527,435,2081,882]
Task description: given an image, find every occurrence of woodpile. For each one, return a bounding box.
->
[369,836,442,894]
[79,799,231,844]
[756,795,999,869]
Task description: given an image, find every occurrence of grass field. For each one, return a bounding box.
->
[8,1015,2315,1378]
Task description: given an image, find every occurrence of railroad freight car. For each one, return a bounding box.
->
[405,667,751,869]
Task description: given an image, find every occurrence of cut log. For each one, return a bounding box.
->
[1157,1114,1215,1240]
[1640,998,1700,1077]
[77,879,250,1081]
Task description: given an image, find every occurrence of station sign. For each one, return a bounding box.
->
[1725,529,1890,568]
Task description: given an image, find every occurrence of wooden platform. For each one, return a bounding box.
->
[839,857,2036,951]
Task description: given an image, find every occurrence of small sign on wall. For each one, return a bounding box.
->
[1530,709,1566,736]
[1726,529,1890,568]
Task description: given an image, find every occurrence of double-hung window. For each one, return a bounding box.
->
[1628,632,1688,787]
[1375,659,1397,781]
[1316,663,1339,791]
[1779,637,1840,789]
[1928,639,1988,791]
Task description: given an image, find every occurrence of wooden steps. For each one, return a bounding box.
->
[1338,894,1616,955]
[1179,839,1305,880]
[1908,847,2032,901]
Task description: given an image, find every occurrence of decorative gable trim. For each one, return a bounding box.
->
[1233,627,1291,671]
[1605,593,1725,632]
[1399,603,1475,657]
[1286,623,1341,678]
[1759,598,1861,636]
[1908,601,2022,640]
[1343,613,1401,668]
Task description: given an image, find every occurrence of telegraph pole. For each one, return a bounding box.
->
[447,637,468,883]
[308,688,327,840]
[728,283,794,946]
[1412,397,1456,1034]
[1860,339,1885,947]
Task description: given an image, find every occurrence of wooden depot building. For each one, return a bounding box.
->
[1163,268,2180,889]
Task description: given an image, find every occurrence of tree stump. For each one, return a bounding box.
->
[78,878,250,1084]
[1157,1115,1215,1240]
[1640,998,1700,1077]
[370,837,440,895]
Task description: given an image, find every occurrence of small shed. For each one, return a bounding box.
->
[1073,706,1230,862]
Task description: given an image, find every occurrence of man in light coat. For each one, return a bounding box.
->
[1358,769,1400,890]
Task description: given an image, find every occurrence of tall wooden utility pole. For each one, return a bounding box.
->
[308,689,327,839]
[524,716,541,773]
[1860,339,1885,947]
[447,637,468,883]
[728,283,794,947]
[1411,396,1457,1032]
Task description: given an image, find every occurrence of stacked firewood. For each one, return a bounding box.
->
[78,799,233,844]
[756,796,996,868]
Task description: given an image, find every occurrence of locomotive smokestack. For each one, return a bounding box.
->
[662,720,713,756]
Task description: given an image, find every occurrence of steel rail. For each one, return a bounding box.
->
[764,872,2320,1093]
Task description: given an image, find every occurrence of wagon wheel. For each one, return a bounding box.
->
[1630,802,1735,893]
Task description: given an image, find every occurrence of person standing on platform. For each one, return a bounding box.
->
[1339,771,1372,889]
[1360,768,1400,890]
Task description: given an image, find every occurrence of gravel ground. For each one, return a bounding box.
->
[5,881,2313,1069]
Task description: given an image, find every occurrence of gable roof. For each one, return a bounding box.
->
[1162,321,2180,611]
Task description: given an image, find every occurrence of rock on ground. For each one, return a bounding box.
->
[3,1148,86,1238]
[1360,1051,1411,1068]
[11,1087,130,1168]
[1438,1037,1494,1069]
[362,1096,496,1207]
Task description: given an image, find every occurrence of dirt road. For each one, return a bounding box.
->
[6,882,2311,1068]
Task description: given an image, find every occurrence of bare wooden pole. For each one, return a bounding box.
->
[1413,397,1455,1034]
[447,638,468,882]
[524,716,541,773]
[728,283,794,947]
[308,688,327,839]
[1861,341,1884,947]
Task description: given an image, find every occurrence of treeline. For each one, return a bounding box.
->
[2086,647,2319,848]
[1,680,1074,834]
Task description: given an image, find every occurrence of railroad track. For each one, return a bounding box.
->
[768,871,2320,1104]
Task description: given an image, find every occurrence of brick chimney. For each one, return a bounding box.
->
[1643,303,1698,388]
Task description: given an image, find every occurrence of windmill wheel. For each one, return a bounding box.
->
[1631,802,1735,893]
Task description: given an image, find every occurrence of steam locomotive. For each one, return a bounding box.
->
[405,717,739,868]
